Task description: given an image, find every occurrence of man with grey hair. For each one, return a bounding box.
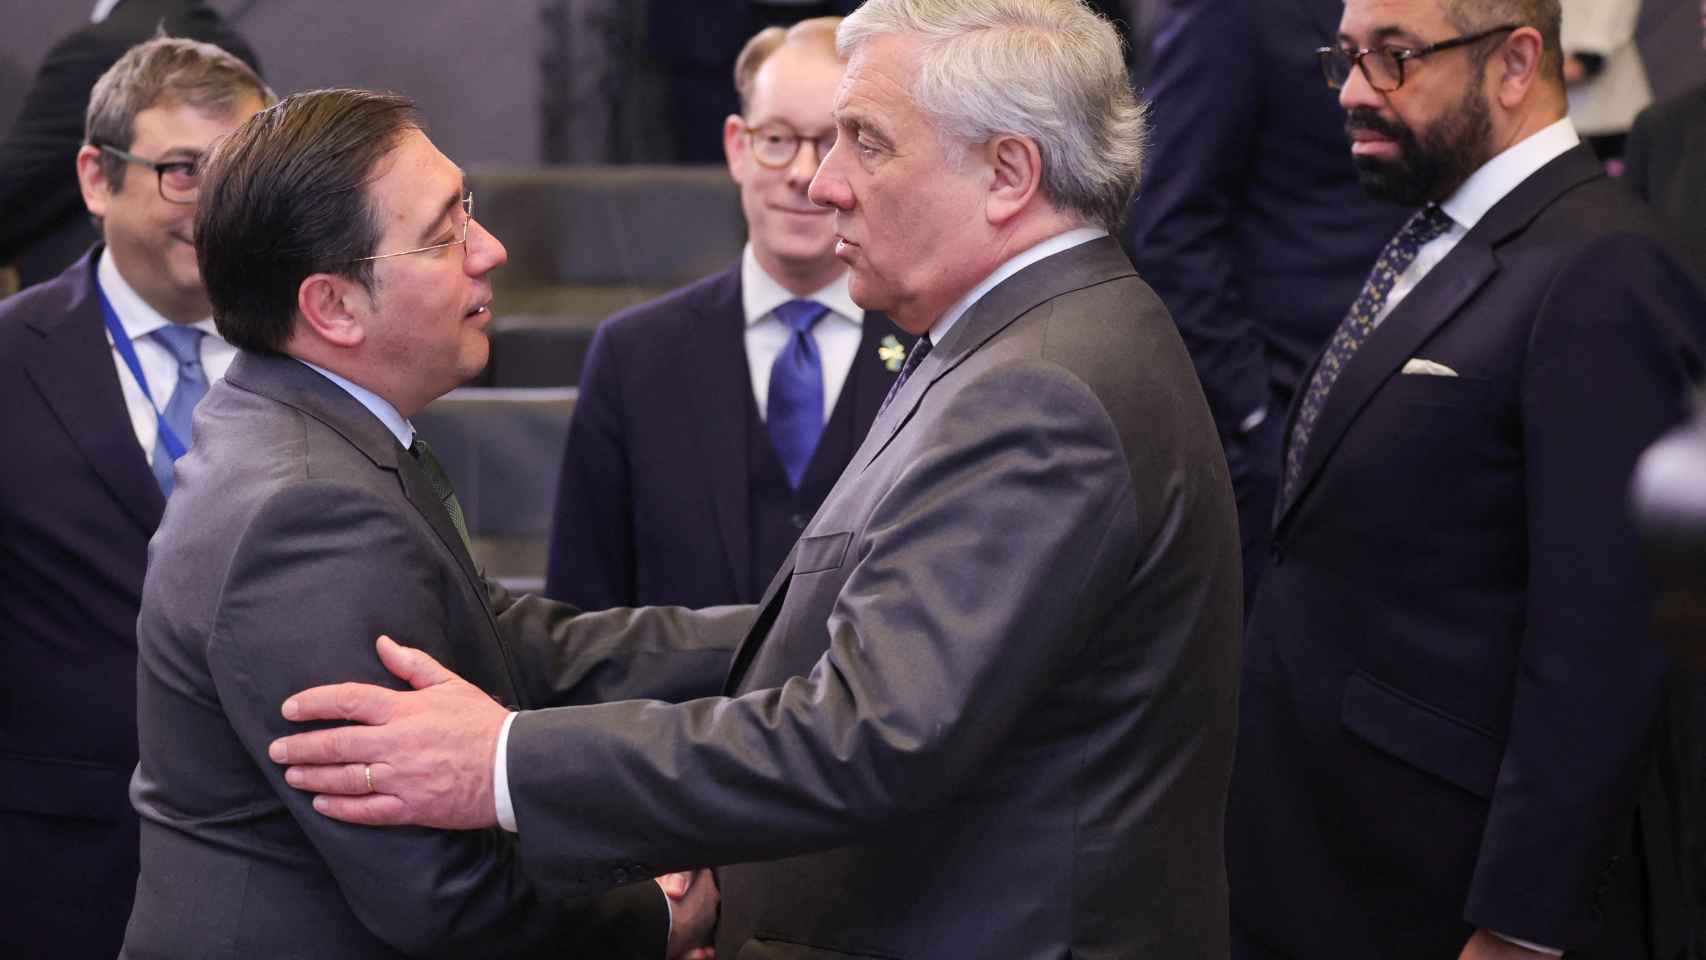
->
[0,34,268,958]
[1230,0,1705,957]
[268,1,1242,957]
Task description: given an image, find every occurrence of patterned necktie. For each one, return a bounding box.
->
[876,333,933,419]
[409,437,474,558]
[1281,205,1454,507]
[149,325,208,496]
[767,300,830,489]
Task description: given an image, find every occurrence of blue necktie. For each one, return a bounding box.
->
[768,300,830,489]
[150,325,208,496]
[1281,205,1454,508]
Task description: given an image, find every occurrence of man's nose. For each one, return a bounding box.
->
[464,217,508,275]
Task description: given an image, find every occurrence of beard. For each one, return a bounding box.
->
[1346,81,1494,206]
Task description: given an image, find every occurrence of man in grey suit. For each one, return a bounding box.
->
[272,2,1242,957]
[125,88,731,958]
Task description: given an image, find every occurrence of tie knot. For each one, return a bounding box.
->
[1403,205,1454,248]
[774,300,829,335]
[150,325,205,367]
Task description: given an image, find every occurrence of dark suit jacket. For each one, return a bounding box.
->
[123,351,742,958]
[506,238,1242,960]
[545,263,907,609]
[0,249,162,958]
[0,0,259,287]
[1229,145,1706,958]
[1123,0,1407,440]
[1626,83,1706,280]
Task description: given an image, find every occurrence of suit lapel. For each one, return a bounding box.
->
[684,266,756,600]
[857,237,1137,472]
[222,352,487,595]
[844,312,904,431]
[1278,241,1497,524]
[23,250,164,534]
[1276,146,1605,530]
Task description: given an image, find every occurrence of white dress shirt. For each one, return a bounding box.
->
[98,249,237,466]
[1377,118,1582,327]
[741,244,865,422]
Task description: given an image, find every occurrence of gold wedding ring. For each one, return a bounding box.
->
[364,764,374,794]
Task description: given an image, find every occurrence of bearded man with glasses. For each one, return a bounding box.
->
[544,17,912,614]
[1228,1,1706,958]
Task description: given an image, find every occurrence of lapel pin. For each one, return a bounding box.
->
[878,335,906,372]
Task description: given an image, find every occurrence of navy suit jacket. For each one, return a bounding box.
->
[0,248,164,957]
[1230,146,1705,958]
[1123,0,1407,437]
[545,262,907,609]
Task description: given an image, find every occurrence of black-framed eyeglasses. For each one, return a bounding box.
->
[352,192,474,263]
[743,122,837,169]
[1317,24,1521,92]
[98,144,202,204]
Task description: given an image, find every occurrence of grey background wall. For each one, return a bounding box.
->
[0,1,543,167]
[0,0,1703,169]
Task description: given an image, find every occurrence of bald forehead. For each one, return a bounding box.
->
[1339,0,1455,43]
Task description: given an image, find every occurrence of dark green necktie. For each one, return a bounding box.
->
[409,438,473,558]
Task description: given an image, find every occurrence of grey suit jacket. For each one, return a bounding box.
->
[506,237,1243,960]
[124,351,742,959]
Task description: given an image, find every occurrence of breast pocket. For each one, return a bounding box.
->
[793,531,852,576]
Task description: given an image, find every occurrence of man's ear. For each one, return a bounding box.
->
[296,272,368,349]
[724,114,751,185]
[984,134,1043,227]
[75,144,114,220]
[1492,27,1546,109]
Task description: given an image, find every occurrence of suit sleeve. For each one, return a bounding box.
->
[205,481,667,959]
[545,318,635,608]
[491,582,752,708]
[1462,234,1702,947]
[1122,0,1266,438]
[506,360,1142,899]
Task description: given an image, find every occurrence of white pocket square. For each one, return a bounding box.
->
[1401,358,1458,377]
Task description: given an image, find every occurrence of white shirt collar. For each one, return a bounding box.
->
[1439,117,1581,231]
[295,359,416,449]
[741,244,864,328]
[928,227,1106,346]
[97,247,220,341]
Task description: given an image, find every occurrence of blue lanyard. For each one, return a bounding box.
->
[96,282,188,461]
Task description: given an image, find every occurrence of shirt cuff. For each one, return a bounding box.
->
[1492,931,1564,955]
[494,710,518,833]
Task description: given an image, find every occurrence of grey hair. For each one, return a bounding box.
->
[837,0,1146,233]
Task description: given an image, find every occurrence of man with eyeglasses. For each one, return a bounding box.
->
[545,17,911,613]
[1227,1,1706,958]
[123,86,730,958]
[0,36,268,959]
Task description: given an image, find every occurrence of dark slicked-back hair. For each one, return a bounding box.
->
[196,88,419,354]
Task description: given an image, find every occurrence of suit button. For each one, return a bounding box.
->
[788,512,808,530]
[612,867,629,884]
